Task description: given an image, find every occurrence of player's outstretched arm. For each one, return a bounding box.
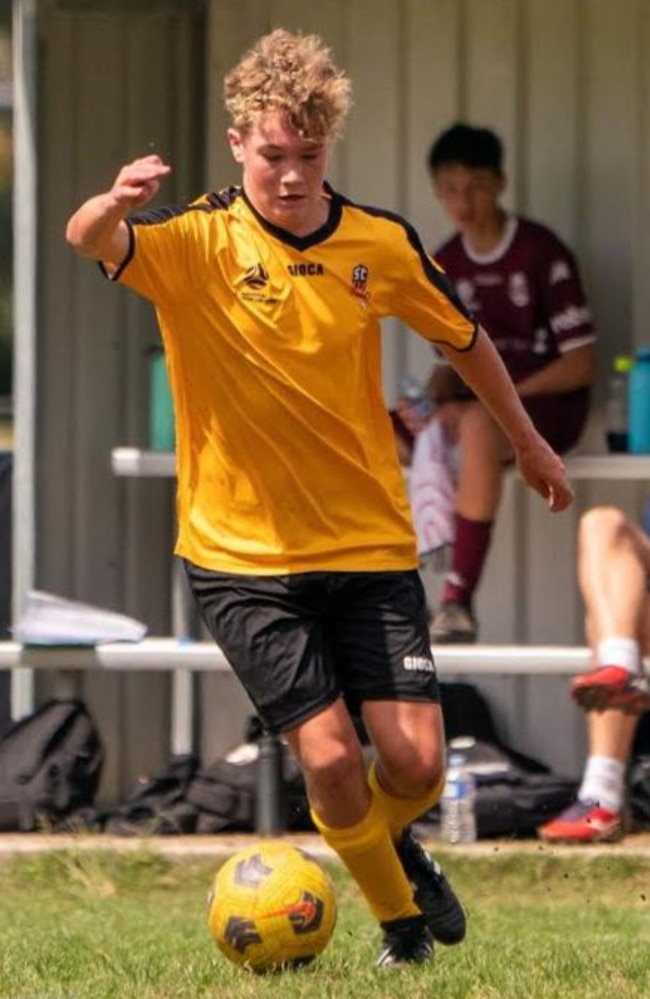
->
[66,154,172,267]
[439,326,574,512]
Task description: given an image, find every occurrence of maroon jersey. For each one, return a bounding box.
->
[434,216,595,382]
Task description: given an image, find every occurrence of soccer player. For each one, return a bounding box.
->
[540,505,650,843]
[66,30,574,967]
[398,123,596,643]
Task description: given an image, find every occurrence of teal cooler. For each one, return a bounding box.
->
[149,347,175,451]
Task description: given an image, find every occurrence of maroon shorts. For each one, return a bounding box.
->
[522,387,590,455]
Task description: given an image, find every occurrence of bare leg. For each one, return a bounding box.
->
[540,506,650,841]
[578,506,650,643]
[434,401,511,636]
[573,506,650,713]
[362,699,445,801]
[284,698,369,827]
[454,401,510,521]
[585,708,638,764]
[284,699,421,925]
[577,505,650,784]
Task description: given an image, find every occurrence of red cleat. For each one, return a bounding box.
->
[538,799,623,844]
[571,665,650,714]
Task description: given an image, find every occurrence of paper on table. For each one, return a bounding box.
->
[12,590,147,646]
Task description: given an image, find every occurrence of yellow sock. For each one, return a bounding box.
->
[310,795,420,923]
[368,760,445,840]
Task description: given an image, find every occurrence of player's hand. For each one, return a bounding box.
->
[516,435,574,512]
[109,154,172,211]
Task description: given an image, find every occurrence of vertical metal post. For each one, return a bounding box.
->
[11,0,38,719]
[170,556,197,756]
[255,731,286,836]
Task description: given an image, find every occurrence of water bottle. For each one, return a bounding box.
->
[148,346,175,452]
[399,374,434,421]
[628,346,650,454]
[605,354,633,453]
[439,749,477,845]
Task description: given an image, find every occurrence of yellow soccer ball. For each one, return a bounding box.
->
[207,840,337,973]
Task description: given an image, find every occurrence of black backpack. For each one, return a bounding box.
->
[0,698,104,831]
[186,721,380,835]
[102,754,199,836]
[432,682,578,837]
[187,723,314,834]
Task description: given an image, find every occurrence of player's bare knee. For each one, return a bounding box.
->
[302,739,365,796]
[580,505,629,547]
[379,749,444,799]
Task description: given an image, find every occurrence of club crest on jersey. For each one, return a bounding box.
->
[242,263,269,289]
[238,262,280,304]
[351,264,371,306]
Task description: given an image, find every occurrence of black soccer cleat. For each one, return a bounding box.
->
[396,827,466,945]
[376,914,434,969]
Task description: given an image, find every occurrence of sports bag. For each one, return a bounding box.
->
[187,732,313,834]
[424,739,578,838]
[0,698,104,831]
[103,754,199,836]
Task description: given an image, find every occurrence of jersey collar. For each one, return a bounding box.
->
[461,214,519,265]
[241,182,343,251]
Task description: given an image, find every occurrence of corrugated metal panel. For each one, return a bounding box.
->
[35,0,650,791]
[37,3,206,800]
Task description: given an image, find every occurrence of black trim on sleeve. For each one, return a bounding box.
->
[127,187,243,227]
[336,190,480,350]
[203,186,244,210]
[445,321,479,353]
[130,203,203,226]
[99,189,244,282]
[98,221,135,282]
[338,192,473,321]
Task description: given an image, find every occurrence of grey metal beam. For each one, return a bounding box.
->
[11,0,38,718]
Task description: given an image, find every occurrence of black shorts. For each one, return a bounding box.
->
[184,564,439,735]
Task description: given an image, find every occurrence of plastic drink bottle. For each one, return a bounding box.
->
[605,354,633,453]
[399,374,434,421]
[628,346,650,454]
[439,750,477,844]
[149,346,175,451]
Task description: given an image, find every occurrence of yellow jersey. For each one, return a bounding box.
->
[112,184,476,574]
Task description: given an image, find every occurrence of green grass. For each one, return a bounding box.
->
[0,845,649,998]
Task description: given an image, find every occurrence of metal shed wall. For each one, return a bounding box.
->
[35,1,209,799]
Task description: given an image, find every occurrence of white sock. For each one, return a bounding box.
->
[597,637,640,675]
[578,755,625,813]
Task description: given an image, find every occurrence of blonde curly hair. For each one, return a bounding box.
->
[224,28,352,142]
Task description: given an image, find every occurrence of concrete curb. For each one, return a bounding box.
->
[1,831,650,860]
